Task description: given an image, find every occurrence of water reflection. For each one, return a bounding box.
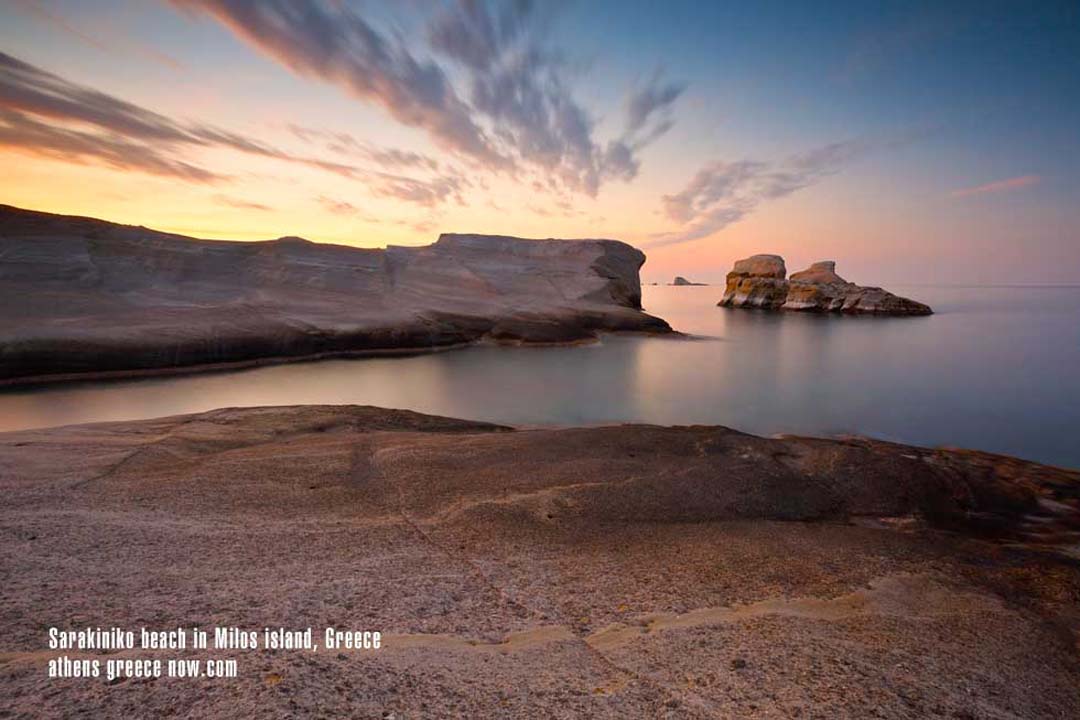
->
[1,285,1078,468]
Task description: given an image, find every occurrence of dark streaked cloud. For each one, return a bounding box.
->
[173,0,685,197]
[430,0,611,191]
[2,1,686,205]
[171,0,507,169]
[427,0,536,72]
[430,1,676,195]
[0,49,479,203]
[652,141,870,247]
[0,107,225,182]
[1,51,202,145]
[0,50,359,182]
[367,146,438,172]
[625,70,685,135]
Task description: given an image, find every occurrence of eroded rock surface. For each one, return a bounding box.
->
[717,254,789,308]
[1,406,1078,718]
[0,205,671,384]
[789,260,844,284]
[719,254,932,315]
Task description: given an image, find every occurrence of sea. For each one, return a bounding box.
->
[2,284,1078,468]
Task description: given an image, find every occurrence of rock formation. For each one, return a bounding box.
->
[0,204,672,384]
[2,405,1078,717]
[671,276,706,286]
[789,259,843,284]
[718,254,932,315]
[717,253,790,308]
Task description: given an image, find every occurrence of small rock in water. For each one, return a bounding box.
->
[717,254,932,315]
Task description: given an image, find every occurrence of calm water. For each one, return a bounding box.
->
[2,285,1079,467]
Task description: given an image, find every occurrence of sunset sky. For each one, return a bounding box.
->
[1,0,1078,284]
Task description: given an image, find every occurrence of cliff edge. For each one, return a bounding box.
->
[0,205,671,383]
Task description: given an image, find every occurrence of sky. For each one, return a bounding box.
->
[1,0,1078,285]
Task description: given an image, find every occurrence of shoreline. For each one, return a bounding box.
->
[0,328,684,390]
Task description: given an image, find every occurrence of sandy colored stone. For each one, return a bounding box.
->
[1,405,1078,718]
[789,260,845,284]
[730,254,786,279]
[719,255,933,315]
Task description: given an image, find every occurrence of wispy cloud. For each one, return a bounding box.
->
[950,175,1040,198]
[0,50,341,182]
[0,106,225,182]
[0,49,476,205]
[651,141,870,247]
[213,194,272,211]
[4,2,686,209]
[369,172,468,208]
[171,0,506,170]
[429,1,681,195]
[625,69,685,135]
[431,0,614,194]
[171,0,685,197]
[316,196,360,216]
[1,51,212,146]
[288,124,439,171]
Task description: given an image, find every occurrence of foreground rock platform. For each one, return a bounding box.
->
[2,405,1078,718]
[719,254,933,315]
[0,205,671,385]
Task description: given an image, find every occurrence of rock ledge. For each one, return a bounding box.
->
[0,205,672,384]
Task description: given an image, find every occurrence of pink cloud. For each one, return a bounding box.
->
[950,175,1040,198]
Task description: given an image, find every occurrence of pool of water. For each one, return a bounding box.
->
[2,285,1079,467]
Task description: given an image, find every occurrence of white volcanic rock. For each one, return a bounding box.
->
[0,205,671,383]
[718,255,932,315]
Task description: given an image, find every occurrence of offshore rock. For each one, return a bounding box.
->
[717,253,789,308]
[719,254,932,315]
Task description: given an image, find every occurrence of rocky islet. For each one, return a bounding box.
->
[718,254,932,315]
